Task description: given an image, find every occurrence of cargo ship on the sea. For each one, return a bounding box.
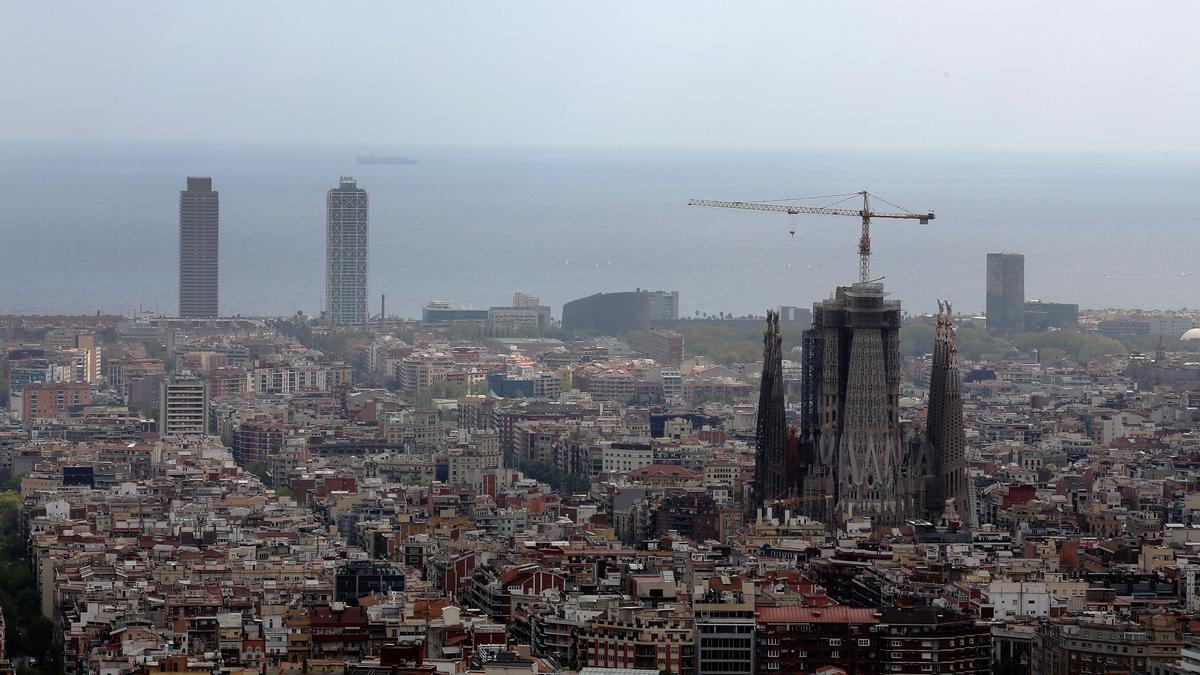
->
[356,153,417,165]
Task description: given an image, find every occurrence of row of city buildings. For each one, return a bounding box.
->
[4,258,1200,674]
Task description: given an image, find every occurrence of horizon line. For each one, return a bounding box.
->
[1,138,1197,158]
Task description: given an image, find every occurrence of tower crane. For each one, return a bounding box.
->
[689,191,935,284]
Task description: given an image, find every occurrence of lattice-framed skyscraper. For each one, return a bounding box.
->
[325,177,369,324]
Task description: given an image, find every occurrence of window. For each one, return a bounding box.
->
[859,639,871,647]
[829,639,842,646]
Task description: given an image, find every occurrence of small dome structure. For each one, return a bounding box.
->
[1181,328,1200,341]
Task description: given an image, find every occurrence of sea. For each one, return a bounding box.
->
[0,141,1197,320]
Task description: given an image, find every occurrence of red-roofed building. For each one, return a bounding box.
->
[309,603,369,660]
[579,605,695,674]
[466,564,566,623]
[1001,483,1037,509]
[430,550,477,598]
[628,463,701,487]
[756,606,880,674]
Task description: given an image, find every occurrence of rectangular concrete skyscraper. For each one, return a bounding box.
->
[160,373,208,437]
[325,177,370,324]
[986,253,1024,335]
[178,177,219,318]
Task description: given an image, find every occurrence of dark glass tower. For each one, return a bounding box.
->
[986,253,1024,336]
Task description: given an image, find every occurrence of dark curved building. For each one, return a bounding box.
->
[561,290,678,335]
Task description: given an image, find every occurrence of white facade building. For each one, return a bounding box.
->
[602,444,654,475]
[987,580,1051,620]
[160,374,209,436]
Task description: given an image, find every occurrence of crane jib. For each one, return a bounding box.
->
[688,198,932,221]
[688,193,936,283]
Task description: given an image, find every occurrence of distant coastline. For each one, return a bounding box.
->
[2,141,1199,317]
[356,153,417,165]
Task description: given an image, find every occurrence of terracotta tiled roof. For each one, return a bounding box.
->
[629,464,700,479]
[756,606,879,624]
[309,605,368,627]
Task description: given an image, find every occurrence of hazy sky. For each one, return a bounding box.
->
[3,1,1198,152]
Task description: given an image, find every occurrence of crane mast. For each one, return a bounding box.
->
[689,190,935,284]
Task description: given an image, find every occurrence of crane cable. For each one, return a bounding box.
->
[753,192,858,203]
[869,193,918,215]
[815,194,862,210]
[753,191,919,215]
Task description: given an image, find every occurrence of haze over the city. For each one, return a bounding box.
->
[7,4,1200,675]
[3,1,1199,153]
